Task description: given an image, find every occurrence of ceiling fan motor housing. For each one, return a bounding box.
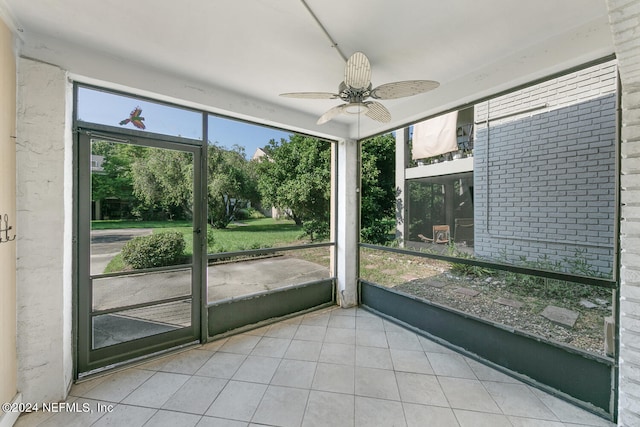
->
[338,81,372,104]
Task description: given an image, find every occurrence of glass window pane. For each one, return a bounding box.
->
[77,86,203,140]
[407,173,474,248]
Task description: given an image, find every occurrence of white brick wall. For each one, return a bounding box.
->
[607,0,640,424]
[16,58,73,403]
[475,62,617,122]
[473,61,617,276]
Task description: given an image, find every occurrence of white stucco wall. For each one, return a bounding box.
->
[16,57,73,403]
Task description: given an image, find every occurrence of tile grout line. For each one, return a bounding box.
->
[386,327,413,427]
[300,324,325,427]
[471,360,511,420]
[28,306,614,427]
[174,347,230,419]
[247,319,311,426]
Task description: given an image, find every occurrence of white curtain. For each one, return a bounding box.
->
[412,111,459,160]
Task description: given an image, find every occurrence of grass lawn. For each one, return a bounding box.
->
[98,218,307,273]
[211,218,304,252]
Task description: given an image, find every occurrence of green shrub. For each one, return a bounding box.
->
[249,208,265,219]
[235,207,265,220]
[302,219,330,242]
[360,218,395,245]
[234,208,250,221]
[121,231,186,269]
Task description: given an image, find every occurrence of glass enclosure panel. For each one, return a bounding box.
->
[77,86,203,140]
[360,133,397,245]
[204,118,333,303]
[360,247,614,356]
[406,173,474,247]
[205,117,329,238]
[471,66,616,279]
[92,299,192,349]
[90,139,194,275]
[394,63,617,281]
[208,247,332,303]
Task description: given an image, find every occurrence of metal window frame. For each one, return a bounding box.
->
[72,82,339,375]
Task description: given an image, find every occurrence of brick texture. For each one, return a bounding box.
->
[607,0,640,424]
[474,61,617,276]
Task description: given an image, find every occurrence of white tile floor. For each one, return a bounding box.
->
[16,306,615,427]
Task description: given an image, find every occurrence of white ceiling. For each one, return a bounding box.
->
[2,0,614,140]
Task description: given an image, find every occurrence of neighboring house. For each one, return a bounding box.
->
[90,154,104,173]
[405,106,476,247]
[91,154,106,220]
[90,154,131,220]
[251,146,269,161]
[251,146,274,218]
[473,60,616,276]
[402,60,617,276]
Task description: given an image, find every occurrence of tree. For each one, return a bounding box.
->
[207,144,259,228]
[360,133,396,244]
[254,135,331,239]
[92,141,194,221]
[130,148,194,220]
[91,141,145,219]
[95,140,258,225]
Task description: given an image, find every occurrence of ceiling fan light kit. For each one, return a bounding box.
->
[344,103,368,114]
[280,51,439,125]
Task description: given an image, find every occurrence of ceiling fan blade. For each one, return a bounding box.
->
[345,52,371,90]
[370,80,440,100]
[280,92,339,99]
[364,101,391,123]
[317,104,348,125]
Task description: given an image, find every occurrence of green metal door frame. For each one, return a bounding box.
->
[75,128,207,375]
[72,84,339,376]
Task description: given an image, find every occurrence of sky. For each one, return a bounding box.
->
[77,86,293,158]
[208,116,292,158]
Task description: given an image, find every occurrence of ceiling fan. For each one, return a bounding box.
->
[280,51,439,125]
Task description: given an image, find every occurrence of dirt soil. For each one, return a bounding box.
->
[360,250,613,357]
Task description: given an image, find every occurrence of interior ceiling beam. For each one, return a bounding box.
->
[300,0,348,63]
